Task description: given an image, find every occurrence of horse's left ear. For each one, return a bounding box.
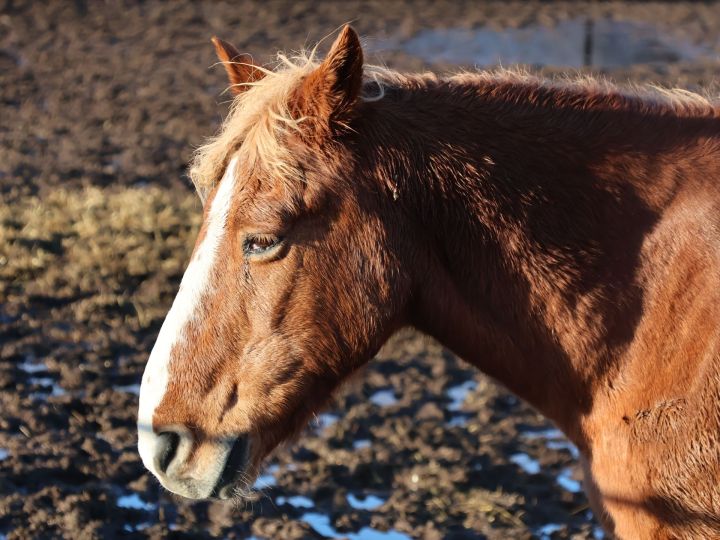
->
[212,36,264,95]
[299,25,364,130]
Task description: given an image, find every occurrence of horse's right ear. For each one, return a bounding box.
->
[211,37,264,95]
[297,25,364,132]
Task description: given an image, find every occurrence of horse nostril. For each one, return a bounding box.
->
[156,431,181,474]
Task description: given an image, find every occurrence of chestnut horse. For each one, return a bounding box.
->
[137,26,720,539]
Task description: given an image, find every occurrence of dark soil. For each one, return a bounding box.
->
[2,1,720,539]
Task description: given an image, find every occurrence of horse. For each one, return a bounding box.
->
[137,25,720,539]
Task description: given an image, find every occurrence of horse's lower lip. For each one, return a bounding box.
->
[212,435,250,499]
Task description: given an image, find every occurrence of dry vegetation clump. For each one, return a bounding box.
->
[0,186,200,331]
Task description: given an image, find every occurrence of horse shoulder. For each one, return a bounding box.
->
[587,188,720,538]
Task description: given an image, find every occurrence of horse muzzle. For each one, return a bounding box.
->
[139,424,251,500]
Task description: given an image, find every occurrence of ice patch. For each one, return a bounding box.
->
[353,439,371,449]
[370,390,397,407]
[509,452,541,474]
[557,468,582,493]
[347,493,385,510]
[315,413,339,431]
[115,384,140,395]
[117,493,156,511]
[522,427,579,459]
[302,513,336,538]
[29,377,66,399]
[0,449,8,460]
[522,428,564,439]
[301,513,411,540]
[349,528,412,540]
[276,495,314,508]
[253,464,279,489]
[123,522,151,533]
[447,415,468,427]
[546,439,580,459]
[536,523,564,538]
[446,381,477,411]
[18,356,46,373]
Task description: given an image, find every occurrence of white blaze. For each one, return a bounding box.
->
[137,157,238,479]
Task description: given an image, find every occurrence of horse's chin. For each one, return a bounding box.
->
[206,435,259,500]
[213,482,261,502]
[214,427,304,501]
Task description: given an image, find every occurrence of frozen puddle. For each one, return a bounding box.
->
[276,495,314,508]
[509,452,541,475]
[314,413,340,431]
[123,522,151,533]
[347,493,385,510]
[546,439,580,458]
[117,493,156,512]
[447,414,468,427]
[446,380,477,411]
[253,464,279,489]
[536,523,564,538]
[114,383,140,395]
[30,377,57,388]
[523,428,562,439]
[29,377,66,399]
[302,514,342,538]
[510,454,583,494]
[380,18,711,68]
[522,427,579,459]
[370,389,398,407]
[302,513,411,540]
[353,439,371,450]
[557,468,582,493]
[18,356,46,373]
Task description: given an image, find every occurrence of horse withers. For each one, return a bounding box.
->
[137,26,720,539]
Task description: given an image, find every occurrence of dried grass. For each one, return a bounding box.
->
[1,187,200,331]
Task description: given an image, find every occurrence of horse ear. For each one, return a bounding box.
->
[299,25,364,129]
[211,37,264,95]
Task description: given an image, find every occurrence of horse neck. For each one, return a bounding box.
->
[362,78,715,441]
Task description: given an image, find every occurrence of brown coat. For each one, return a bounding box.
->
[142,26,720,538]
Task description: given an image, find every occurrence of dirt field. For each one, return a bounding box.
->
[2,2,720,538]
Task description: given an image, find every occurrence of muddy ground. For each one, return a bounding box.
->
[2,2,720,539]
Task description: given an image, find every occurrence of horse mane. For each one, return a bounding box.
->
[190,51,719,200]
[450,67,718,119]
[189,51,394,200]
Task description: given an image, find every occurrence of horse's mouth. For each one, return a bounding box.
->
[211,435,252,499]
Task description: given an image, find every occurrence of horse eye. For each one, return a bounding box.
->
[244,234,281,256]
